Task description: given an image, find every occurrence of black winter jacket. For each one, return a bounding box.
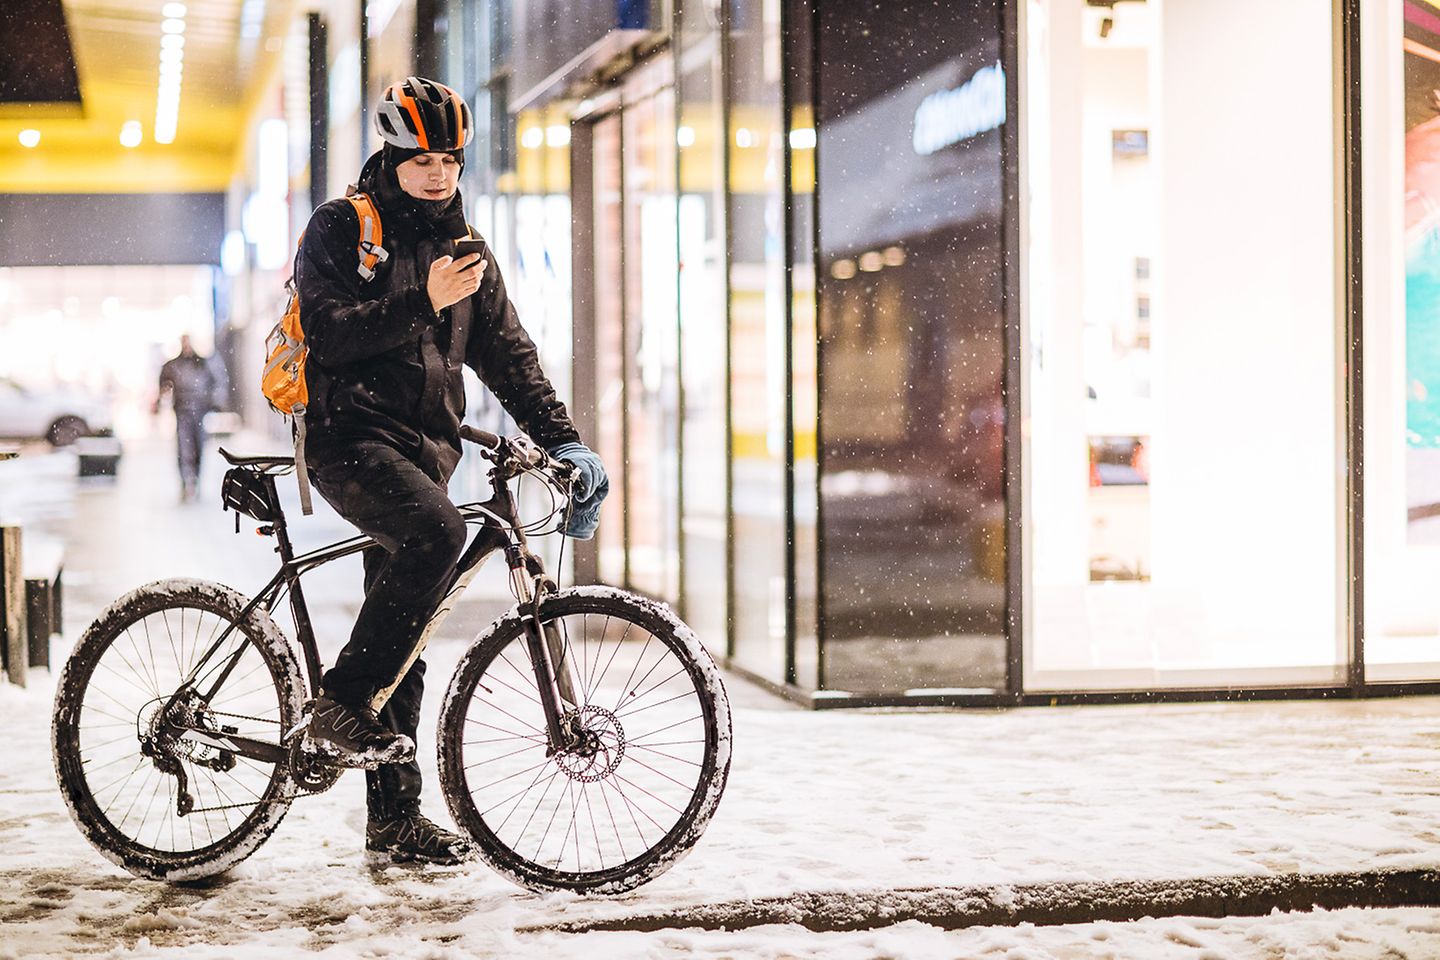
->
[295,151,579,482]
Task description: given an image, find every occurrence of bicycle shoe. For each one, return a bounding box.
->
[364,813,478,867]
[301,696,415,769]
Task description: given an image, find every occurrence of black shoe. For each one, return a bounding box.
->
[365,813,477,867]
[301,696,415,769]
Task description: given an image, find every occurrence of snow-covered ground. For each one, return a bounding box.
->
[6,436,1440,957]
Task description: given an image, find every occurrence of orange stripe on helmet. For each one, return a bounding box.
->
[397,82,429,150]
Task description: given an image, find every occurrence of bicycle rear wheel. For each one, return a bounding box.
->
[52,578,304,881]
[438,587,732,893]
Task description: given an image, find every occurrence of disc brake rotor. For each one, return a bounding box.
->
[555,705,626,783]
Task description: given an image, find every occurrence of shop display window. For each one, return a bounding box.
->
[1023,0,1344,689]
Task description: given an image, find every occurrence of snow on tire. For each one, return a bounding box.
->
[438,586,732,894]
[52,578,304,882]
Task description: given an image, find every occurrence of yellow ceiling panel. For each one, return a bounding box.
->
[0,0,297,193]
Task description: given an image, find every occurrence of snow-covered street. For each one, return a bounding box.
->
[7,440,1440,957]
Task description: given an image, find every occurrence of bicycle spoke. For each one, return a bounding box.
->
[471,758,552,794]
[615,677,692,719]
[627,743,704,767]
[465,716,545,741]
[589,618,636,698]
[498,650,540,693]
[463,743,539,770]
[629,714,704,744]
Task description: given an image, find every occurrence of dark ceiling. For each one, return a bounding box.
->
[0,0,83,110]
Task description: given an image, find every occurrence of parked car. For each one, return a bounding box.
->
[0,377,114,446]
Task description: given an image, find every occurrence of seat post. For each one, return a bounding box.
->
[263,475,298,565]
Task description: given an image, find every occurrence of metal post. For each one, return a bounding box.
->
[308,13,329,211]
[359,0,370,158]
[1,526,25,687]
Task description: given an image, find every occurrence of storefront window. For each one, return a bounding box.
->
[623,80,681,602]
[679,0,731,661]
[1024,0,1343,689]
[592,114,628,585]
[1364,0,1440,681]
[817,0,1007,695]
[729,0,789,681]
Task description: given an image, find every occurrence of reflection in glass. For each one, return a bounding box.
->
[679,0,730,662]
[729,0,789,681]
[817,0,1007,694]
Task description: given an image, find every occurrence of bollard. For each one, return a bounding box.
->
[1,526,24,687]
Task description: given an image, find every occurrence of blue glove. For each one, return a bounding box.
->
[546,441,609,539]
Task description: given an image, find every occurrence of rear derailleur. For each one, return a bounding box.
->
[138,688,239,817]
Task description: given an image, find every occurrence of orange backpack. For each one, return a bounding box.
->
[262,190,387,514]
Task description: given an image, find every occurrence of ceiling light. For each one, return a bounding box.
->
[18,129,40,148]
[155,125,177,145]
[119,121,143,148]
[788,127,817,150]
[161,33,185,49]
[858,251,883,272]
[160,63,183,78]
[831,259,857,280]
[881,246,906,267]
[520,127,544,149]
[162,18,186,33]
[160,47,184,63]
[676,126,696,148]
[162,2,187,16]
[735,127,754,148]
[545,124,571,147]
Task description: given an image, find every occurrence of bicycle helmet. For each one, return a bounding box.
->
[374,77,474,152]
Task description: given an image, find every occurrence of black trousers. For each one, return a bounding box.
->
[310,441,467,821]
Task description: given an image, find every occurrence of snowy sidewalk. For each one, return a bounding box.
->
[7,433,1440,956]
[10,663,1440,958]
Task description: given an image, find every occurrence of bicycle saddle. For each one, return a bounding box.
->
[218,446,295,473]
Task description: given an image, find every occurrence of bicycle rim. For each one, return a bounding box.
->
[440,589,731,893]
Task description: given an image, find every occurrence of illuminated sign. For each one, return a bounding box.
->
[911,61,1006,157]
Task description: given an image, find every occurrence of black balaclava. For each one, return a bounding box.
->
[361,144,468,239]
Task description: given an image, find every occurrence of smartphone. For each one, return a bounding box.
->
[453,237,487,270]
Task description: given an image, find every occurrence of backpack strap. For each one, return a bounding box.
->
[345,193,388,281]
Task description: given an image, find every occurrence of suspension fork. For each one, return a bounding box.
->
[507,544,581,751]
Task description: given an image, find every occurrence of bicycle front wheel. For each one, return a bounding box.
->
[438,587,732,894]
[52,578,304,881]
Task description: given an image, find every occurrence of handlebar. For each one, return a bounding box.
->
[459,425,575,482]
[458,424,501,450]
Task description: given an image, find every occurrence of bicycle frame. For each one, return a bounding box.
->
[178,461,582,766]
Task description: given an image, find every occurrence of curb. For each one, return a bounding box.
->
[519,869,1440,934]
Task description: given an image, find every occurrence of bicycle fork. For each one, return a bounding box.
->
[506,544,581,753]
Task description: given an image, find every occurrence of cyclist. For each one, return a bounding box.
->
[293,77,608,866]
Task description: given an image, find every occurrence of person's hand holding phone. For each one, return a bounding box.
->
[427,250,487,312]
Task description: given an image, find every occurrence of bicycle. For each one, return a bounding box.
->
[51,426,732,893]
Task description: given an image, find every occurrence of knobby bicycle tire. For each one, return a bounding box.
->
[53,578,305,881]
[438,586,732,894]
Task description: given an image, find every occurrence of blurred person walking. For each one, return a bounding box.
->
[154,334,217,502]
[293,77,608,867]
